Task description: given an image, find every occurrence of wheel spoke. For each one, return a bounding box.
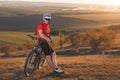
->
[24,50,37,76]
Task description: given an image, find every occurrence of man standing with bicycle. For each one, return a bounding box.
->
[36,13,64,74]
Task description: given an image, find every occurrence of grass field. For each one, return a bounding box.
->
[0,31,33,46]
[0,54,120,80]
[0,31,61,47]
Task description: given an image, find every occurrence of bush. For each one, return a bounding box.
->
[24,40,34,50]
[0,44,14,55]
[17,45,28,51]
[66,31,81,53]
[83,28,116,54]
[59,31,65,49]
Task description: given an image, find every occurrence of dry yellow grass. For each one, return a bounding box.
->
[0,55,120,80]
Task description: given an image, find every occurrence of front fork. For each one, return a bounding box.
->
[36,49,42,69]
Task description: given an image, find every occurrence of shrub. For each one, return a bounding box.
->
[59,31,65,49]
[24,40,34,50]
[67,31,81,53]
[0,44,14,55]
[17,45,28,51]
[83,28,116,54]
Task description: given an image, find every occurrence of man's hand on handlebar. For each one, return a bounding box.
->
[46,38,52,43]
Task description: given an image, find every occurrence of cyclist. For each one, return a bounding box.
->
[36,13,64,74]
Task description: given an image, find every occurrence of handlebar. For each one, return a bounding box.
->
[27,35,37,40]
[27,35,47,43]
[27,35,52,49]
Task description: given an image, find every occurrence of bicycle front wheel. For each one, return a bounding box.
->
[37,51,46,69]
[24,50,37,77]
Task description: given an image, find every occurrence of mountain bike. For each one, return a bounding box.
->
[24,35,46,77]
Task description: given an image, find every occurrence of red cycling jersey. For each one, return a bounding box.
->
[37,21,50,40]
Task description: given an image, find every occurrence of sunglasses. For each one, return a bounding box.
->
[45,18,51,21]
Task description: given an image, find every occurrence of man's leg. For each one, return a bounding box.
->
[51,52,58,68]
[45,52,58,69]
[46,52,64,73]
[46,54,56,70]
[42,42,63,73]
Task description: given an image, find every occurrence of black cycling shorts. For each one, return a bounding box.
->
[40,42,54,56]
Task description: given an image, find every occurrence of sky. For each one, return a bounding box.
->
[1,0,120,6]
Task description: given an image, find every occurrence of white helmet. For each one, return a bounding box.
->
[43,13,51,19]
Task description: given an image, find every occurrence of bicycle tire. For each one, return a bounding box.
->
[24,50,37,77]
[37,51,46,69]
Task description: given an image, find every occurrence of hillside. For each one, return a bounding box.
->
[0,55,120,80]
[0,31,33,46]
[0,1,120,80]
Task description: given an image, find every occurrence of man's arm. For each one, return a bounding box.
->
[39,30,51,42]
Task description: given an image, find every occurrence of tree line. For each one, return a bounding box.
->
[0,28,116,56]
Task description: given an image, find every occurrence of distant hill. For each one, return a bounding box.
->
[0,1,120,31]
[108,25,120,31]
[0,15,96,31]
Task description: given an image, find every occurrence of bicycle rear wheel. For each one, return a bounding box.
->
[24,50,37,77]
